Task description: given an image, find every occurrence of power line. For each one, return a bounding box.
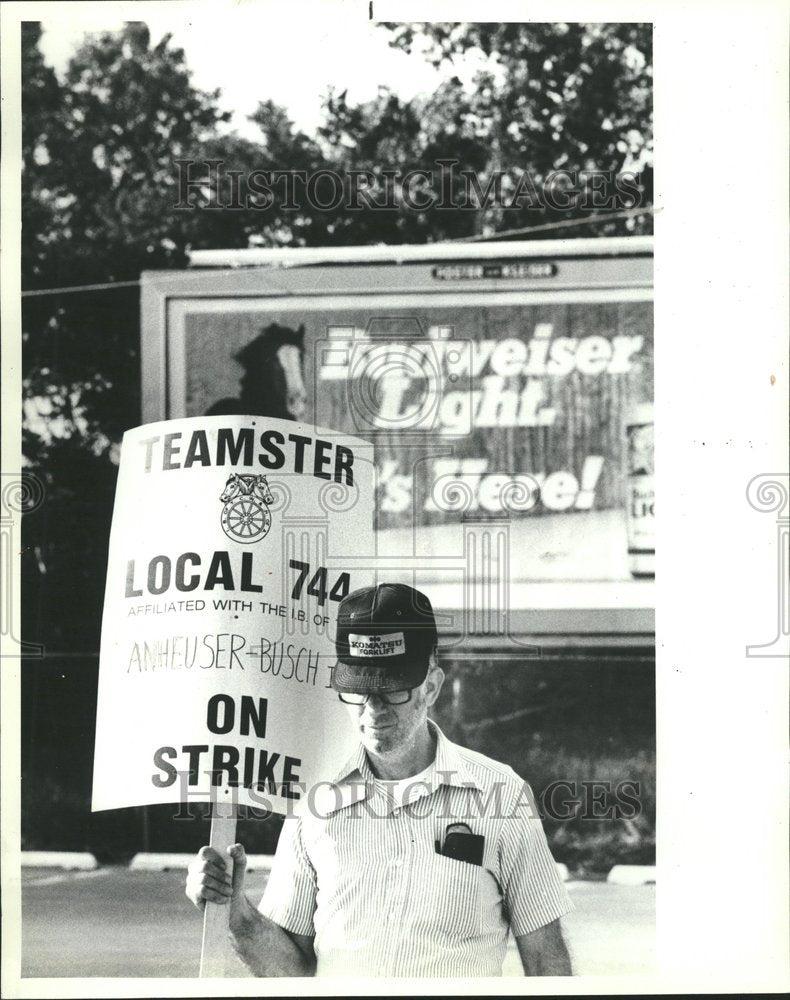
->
[21,279,140,298]
[457,205,657,243]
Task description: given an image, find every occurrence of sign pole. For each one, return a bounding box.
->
[199,799,238,978]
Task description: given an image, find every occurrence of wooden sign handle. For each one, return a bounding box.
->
[199,804,238,978]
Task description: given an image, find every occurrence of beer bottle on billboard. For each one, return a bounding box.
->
[625,402,655,578]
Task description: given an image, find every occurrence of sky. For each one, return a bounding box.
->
[37,0,493,140]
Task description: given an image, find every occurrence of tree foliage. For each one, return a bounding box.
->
[386,22,653,171]
[383,22,653,236]
[24,22,229,285]
[21,23,234,662]
[22,22,231,465]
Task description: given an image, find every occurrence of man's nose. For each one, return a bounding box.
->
[362,694,390,713]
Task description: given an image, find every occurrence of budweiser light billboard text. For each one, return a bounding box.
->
[313,310,650,522]
[140,241,654,591]
[91,416,375,814]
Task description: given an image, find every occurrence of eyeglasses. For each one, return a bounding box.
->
[337,688,414,706]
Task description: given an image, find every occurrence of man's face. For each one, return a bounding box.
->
[343,666,443,757]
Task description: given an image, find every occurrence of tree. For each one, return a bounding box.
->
[315,83,491,242]
[180,22,654,250]
[382,21,653,237]
[186,100,336,248]
[23,24,233,457]
[21,23,240,666]
[227,22,653,245]
[26,23,231,281]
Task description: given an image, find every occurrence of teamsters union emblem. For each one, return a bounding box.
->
[219,473,274,543]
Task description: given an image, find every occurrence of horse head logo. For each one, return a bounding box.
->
[219,473,243,503]
[206,323,307,420]
[251,474,275,505]
[219,473,274,543]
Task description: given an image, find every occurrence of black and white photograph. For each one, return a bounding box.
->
[1,0,787,996]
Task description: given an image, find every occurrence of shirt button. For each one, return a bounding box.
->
[394,858,403,868]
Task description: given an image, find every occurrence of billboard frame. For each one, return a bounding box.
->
[139,237,654,643]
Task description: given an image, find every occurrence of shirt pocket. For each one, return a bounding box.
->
[419,851,482,939]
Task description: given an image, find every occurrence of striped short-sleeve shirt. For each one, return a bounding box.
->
[259,721,572,977]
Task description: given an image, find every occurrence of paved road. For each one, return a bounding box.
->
[21,867,654,978]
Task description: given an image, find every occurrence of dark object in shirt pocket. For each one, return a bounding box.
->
[435,832,485,867]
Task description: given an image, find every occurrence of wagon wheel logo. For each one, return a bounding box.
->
[219,473,274,543]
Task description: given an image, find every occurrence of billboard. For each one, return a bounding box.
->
[140,239,653,638]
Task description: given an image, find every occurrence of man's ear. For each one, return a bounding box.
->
[424,665,445,707]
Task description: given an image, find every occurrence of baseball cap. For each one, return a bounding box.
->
[332,583,438,694]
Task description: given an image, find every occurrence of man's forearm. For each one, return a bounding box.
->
[522,937,572,976]
[228,895,315,977]
[516,920,573,976]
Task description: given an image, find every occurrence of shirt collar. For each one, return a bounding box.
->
[323,720,481,814]
[431,720,481,792]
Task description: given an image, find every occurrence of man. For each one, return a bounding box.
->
[186,583,573,977]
